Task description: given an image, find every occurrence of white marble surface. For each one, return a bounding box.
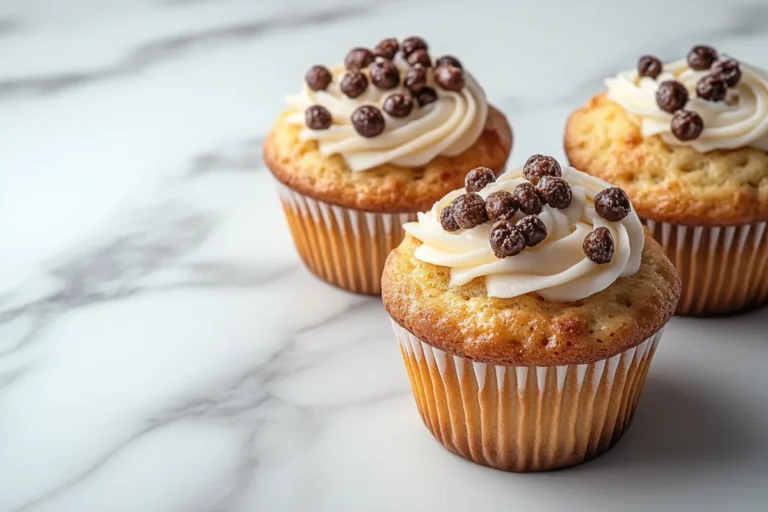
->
[2,1,768,511]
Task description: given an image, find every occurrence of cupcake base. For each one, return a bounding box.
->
[644,219,768,316]
[392,321,663,472]
[277,183,415,295]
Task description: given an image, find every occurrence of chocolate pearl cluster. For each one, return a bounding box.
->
[302,37,469,137]
[438,157,634,265]
[640,45,742,142]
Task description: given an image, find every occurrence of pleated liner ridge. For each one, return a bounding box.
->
[644,219,768,316]
[277,182,415,295]
[392,321,664,472]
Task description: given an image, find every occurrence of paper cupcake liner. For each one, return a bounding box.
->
[391,321,664,472]
[644,219,768,315]
[276,183,415,295]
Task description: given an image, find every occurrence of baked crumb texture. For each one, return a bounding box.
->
[264,106,512,213]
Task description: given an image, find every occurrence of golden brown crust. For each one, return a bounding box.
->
[263,106,512,213]
[565,93,768,226]
[381,231,680,367]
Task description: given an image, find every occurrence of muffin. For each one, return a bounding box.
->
[565,45,768,315]
[382,156,680,472]
[264,36,512,295]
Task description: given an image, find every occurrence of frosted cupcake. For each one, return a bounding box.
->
[382,155,680,472]
[566,45,768,315]
[264,37,512,295]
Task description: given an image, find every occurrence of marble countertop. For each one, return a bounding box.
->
[2,0,768,511]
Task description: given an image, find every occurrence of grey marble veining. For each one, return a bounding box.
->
[1,1,768,511]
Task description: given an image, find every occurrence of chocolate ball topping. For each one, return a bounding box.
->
[537,176,572,209]
[451,193,487,229]
[407,49,432,68]
[401,36,428,57]
[305,105,332,130]
[369,60,400,90]
[523,154,562,185]
[485,191,518,221]
[594,187,631,221]
[514,182,542,215]
[489,221,526,258]
[404,66,428,93]
[344,47,374,70]
[416,87,438,107]
[434,64,464,92]
[305,65,332,91]
[436,55,462,70]
[656,80,689,113]
[351,106,385,138]
[638,55,663,79]
[516,215,547,247]
[440,205,460,232]
[687,45,718,71]
[340,70,368,98]
[464,167,496,193]
[383,93,413,118]
[671,109,704,141]
[711,58,741,87]
[373,38,399,60]
[696,74,727,102]
[583,227,615,264]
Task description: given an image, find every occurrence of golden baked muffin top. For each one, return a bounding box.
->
[264,106,511,213]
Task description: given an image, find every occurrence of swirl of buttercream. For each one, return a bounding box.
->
[284,60,488,172]
[403,165,644,302]
[606,58,768,152]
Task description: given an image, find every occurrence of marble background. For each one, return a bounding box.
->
[1,0,768,511]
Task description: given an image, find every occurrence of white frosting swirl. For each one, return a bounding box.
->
[606,58,768,152]
[403,166,645,302]
[284,60,488,172]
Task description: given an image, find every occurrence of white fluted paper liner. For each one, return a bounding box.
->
[276,182,415,295]
[391,320,664,472]
[644,219,768,315]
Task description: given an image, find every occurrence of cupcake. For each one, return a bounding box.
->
[264,36,512,295]
[382,156,680,472]
[565,45,768,315]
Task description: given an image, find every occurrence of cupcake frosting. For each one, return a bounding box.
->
[606,56,768,152]
[285,42,488,172]
[403,163,644,302]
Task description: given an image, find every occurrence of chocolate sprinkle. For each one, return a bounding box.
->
[305,105,332,130]
[434,64,464,92]
[671,109,704,141]
[594,187,631,221]
[638,55,663,79]
[404,66,428,93]
[583,227,615,264]
[373,38,399,60]
[401,36,428,57]
[440,205,460,232]
[711,58,741,87]
[537,176,572,209]
[514,182,543,215]
[436,55,462,70]
[687,45,718,71]
[522,154,562,185]
[489,221,526,258]
[407,49,432,68]
[415,87,438,107]
[516,215,547,247]
[485,191,518,222]
[305,65,332,91]
[383,93,413,118]
[655,80,689,113]
[344,47,374,70]
[369,60,400,90]
[696,74,727,102]
[451,193,488,229]
[340,70,368,98]
[464,167,496,193]
[351,106,385,138]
